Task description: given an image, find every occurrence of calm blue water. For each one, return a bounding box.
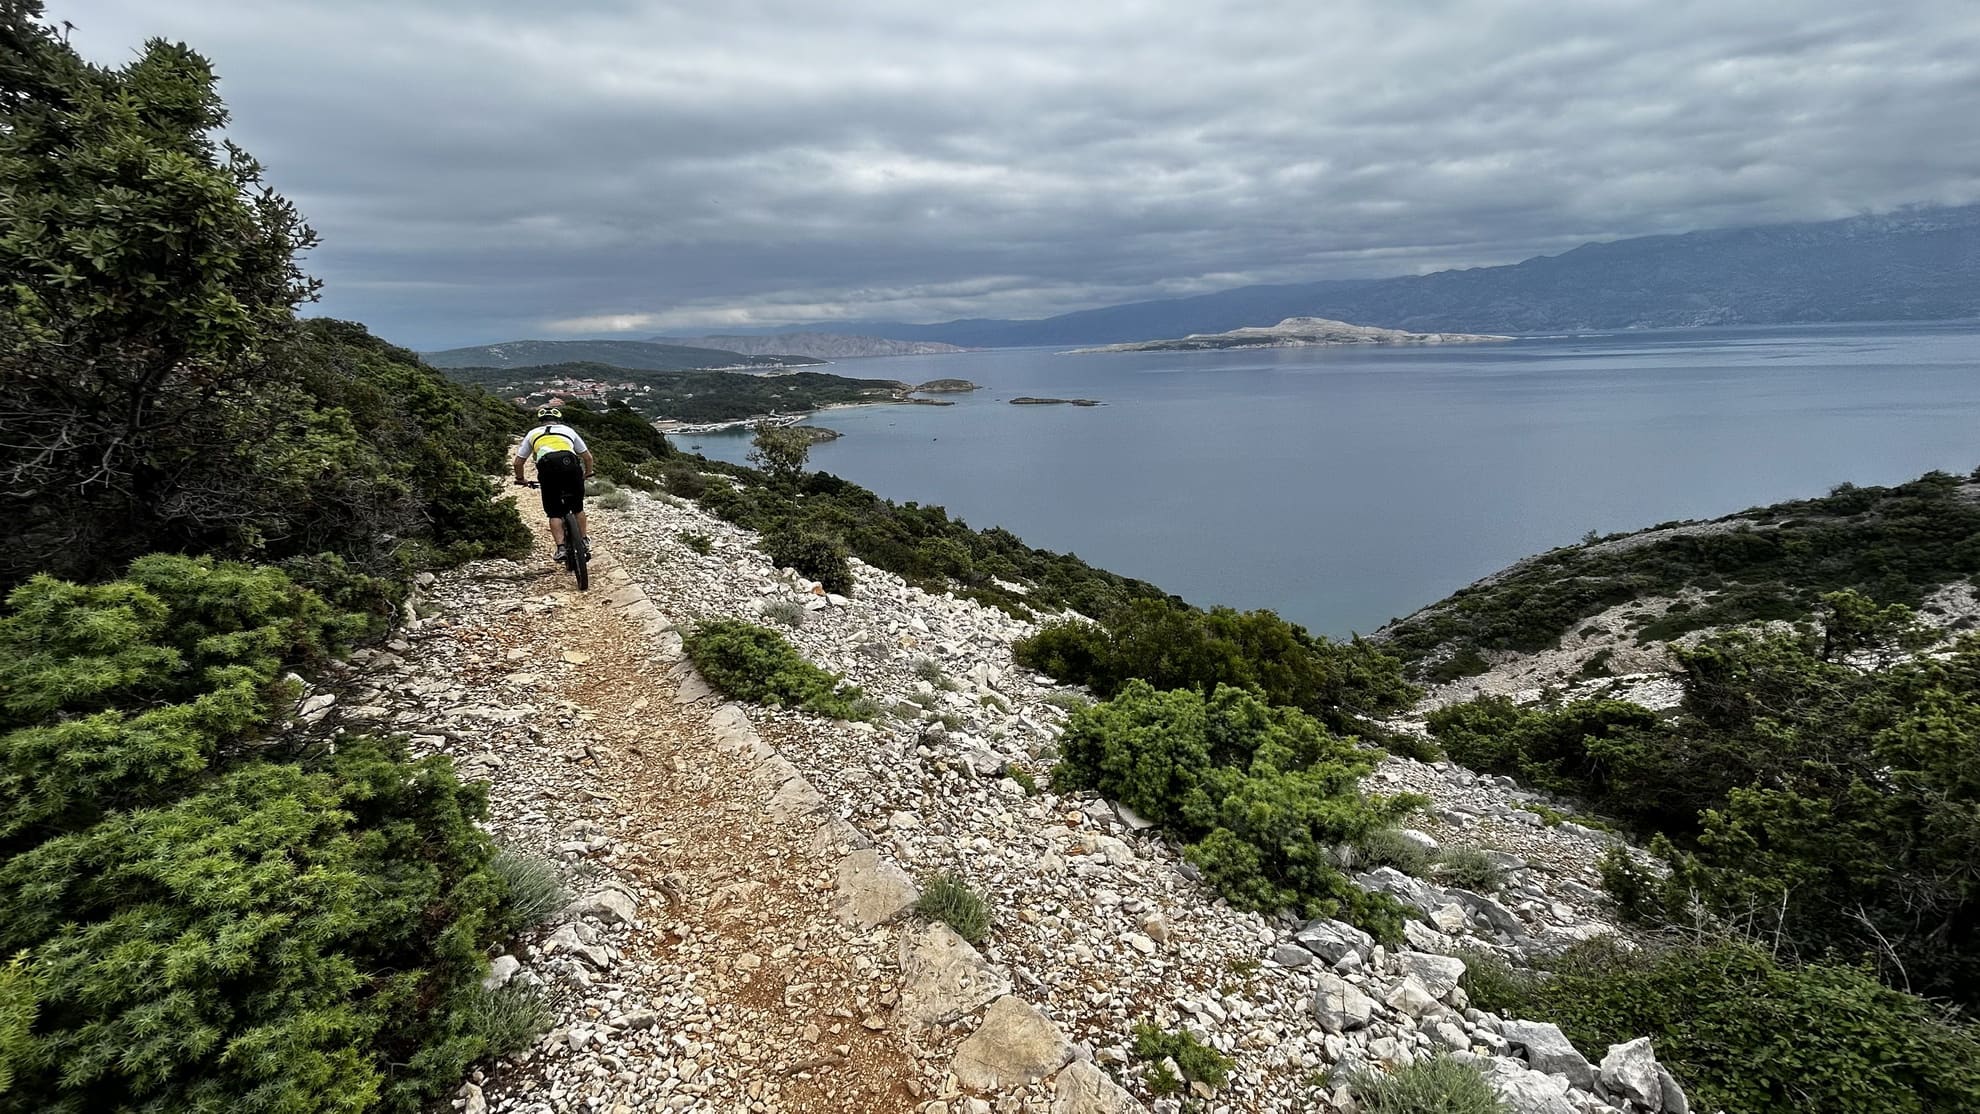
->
[683,322,1980,636]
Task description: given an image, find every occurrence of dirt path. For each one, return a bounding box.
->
[379,509,948,1112]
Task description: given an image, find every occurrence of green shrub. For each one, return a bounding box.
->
[1352,1055,1507,1113]
[682,619,864,718]
[1578,647,1616,678]
[1054,681,1420,941]
[1460,938,1980,1114]
[762,523,854,596]
[761,598,807,628]
[1426,647,1492,684]
[660,463,709,497]
[1015,600,1418,733]
[0,555,530,1112]
[1041,690,1092,713]
[1375,725,1445,762]
[0,956,33,1096]
[914,874,991,944]
[1131,1022,1234,1095]
[1434,847,1505,892]
[491,851,567,933]
[1006,765,1040,796]
[596,488,634,511]
[1352,828,1435,877]
[679,531,715,556]
[460,984,550,1056]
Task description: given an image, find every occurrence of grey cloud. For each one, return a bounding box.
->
[66,0,1980,346]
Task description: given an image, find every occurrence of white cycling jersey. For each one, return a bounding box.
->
[515,423,590,462]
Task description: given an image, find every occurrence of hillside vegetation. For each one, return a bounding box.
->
[0,9,549,1108]
[1380,470,1980,679]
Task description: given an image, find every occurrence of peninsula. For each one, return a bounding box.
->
[1066,315,1513,352]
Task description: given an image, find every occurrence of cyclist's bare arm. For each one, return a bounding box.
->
[581,450,595,479]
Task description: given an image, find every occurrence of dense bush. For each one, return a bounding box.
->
[1351,1055,1506,1114]
[1015,599,1419,733]
[683,619,866,718]
[1383,470,1980,668]
[1461,939,1980,1114]
[1425,696,1665,809]
[1431,595,1980,1009]
[0,557,528,1111]
[762,523,855,595]
[1054,681,1421,940]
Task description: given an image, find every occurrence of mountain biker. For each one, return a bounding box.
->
[513,405,596,563]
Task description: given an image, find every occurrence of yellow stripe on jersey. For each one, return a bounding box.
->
[530,433,575,459]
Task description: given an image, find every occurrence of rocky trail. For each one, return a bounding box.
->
[309,482,1698,1114]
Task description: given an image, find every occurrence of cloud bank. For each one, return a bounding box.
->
[71,0,1980,347]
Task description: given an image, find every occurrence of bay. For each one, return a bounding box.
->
[682,321,1980,637]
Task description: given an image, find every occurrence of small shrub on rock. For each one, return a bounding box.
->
[914,874,990,944]
[762,524,854,596]
[1352,1055,1507,1114]
[1434,847,1505,893]
[1351,828,1435,877]
[678,531,715,555]
[761,598,806,628]
[491,851,568,932]
[1131,1022,1234,1095]
[682,619,864,719]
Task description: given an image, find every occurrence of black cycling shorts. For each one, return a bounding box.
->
[536,451,585,518]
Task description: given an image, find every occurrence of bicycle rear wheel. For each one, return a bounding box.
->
[563,510,589,590]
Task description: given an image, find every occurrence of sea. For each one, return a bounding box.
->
[678,321,1980,637]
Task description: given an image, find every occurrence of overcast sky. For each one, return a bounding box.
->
[71,0,1980,349]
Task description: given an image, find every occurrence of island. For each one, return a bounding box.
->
[914,378,981,393]
[1065,316,1513,352]
[1010,396,1101,406]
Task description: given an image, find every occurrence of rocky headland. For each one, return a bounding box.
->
[1067,317,1513,353]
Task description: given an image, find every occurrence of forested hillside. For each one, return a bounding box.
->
[440,361,913,422]
[0,7,555,1108]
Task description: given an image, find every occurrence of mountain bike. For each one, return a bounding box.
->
[516,480,590,591]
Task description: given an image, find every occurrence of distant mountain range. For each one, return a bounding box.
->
[811,204,1980,346]
[649,332,967,358]
[420,339,825,371]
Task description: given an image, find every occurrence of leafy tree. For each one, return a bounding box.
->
[0,11,527,588]
[0,2,317,583]
[748,421,813,488]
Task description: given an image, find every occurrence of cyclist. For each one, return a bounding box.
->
[513,404,596,563]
